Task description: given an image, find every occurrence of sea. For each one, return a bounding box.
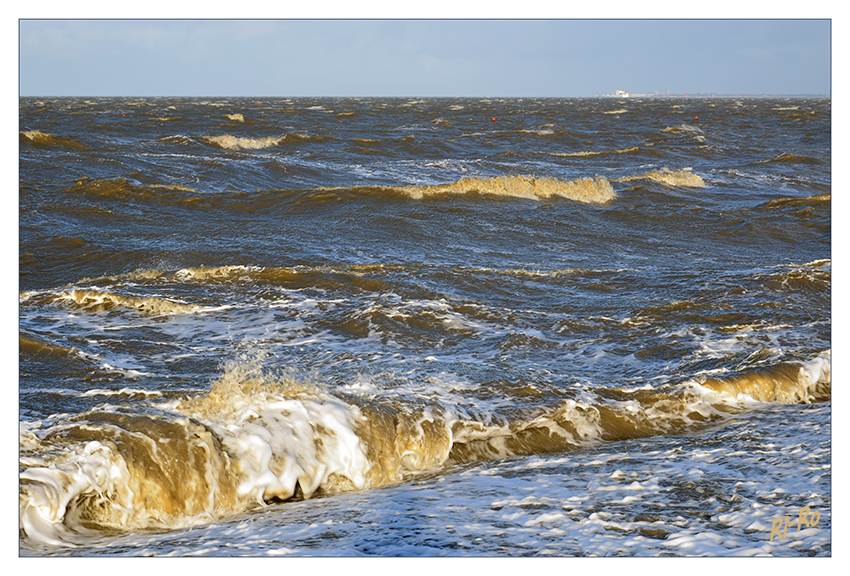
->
[18,96,831,557]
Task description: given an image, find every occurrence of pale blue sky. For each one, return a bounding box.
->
[19,19,831,97]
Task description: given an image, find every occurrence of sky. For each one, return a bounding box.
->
[18,18,832,97]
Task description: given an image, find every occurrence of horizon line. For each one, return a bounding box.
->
[19,93,832,99]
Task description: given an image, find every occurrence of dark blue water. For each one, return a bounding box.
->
[19,97,830,556]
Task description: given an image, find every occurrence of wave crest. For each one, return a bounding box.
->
[202,135,286,150]
[20,130,89,150]
[551,146,641,158]
[61,289,205,315]
[397,175,617,203]
[697,351,830,404]
[615,168,705,188]
[202,133,327,150]
[756,152,820,165]
[763,193,830,209]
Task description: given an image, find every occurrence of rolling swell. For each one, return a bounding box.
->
[20,130,89,150]
[50,173,623,213]
[19,351,830,546]
[49,167,720,216]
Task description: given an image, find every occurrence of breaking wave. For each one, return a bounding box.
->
[202,135,287,150]
[697,353,830,404]
[201,133,327,150]
[36,289,210,315]
[661,125,703,135]
[53,169,713,213]
[615,168,706,188]
[395,175,617,203]
[19,350,830,546]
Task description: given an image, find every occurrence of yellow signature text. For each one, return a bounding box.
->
[770,506,821,542]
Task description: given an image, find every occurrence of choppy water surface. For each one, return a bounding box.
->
[19,97,830,556]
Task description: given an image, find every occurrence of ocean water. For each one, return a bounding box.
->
[18,96,831,556]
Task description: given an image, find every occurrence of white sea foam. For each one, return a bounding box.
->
[79,399,828,557]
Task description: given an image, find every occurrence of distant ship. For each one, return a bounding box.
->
[601,88,631,98]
